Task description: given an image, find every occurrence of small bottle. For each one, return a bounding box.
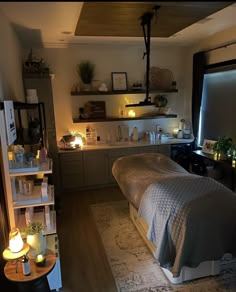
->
[158,129,163,141]
[177,129,183,139]
[22,255,31,276]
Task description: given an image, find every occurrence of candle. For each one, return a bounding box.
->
[35,254,46,266]
[37,254,44,261]
[128,110,136,118]
[8,152,14,161]
[173,128,179,138]
[232,159,236,168]
[214,152,218,160]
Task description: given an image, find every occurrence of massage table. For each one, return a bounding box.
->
[112,152,236,284]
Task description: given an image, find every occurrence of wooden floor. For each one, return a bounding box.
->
[56,186,124,292]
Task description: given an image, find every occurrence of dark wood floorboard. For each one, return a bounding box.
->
[56,186,124,292]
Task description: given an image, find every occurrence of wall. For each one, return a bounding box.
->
[29,43,190,143]
[0,9,24,102]
[191,24,236,64]
[0,9,23,290]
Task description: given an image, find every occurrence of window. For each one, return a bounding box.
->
[198,68,236,146]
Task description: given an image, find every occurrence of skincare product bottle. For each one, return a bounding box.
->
[22,255,31,276]
[177,129,183,139]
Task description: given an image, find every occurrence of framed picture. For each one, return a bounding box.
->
[202,139,216,154]
[111,72,128,91]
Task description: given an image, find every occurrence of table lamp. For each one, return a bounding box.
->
[2,227,30,261]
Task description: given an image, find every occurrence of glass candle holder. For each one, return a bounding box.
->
[232,158,236,168]
[213,151,221,161]
[35,254,46,266]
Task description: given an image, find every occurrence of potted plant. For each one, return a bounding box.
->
[77,60,95,91]
[154,95,168,114]
[24,221,46,258]
[213,136,233,160]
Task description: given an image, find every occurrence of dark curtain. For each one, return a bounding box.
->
[191,51,206,149]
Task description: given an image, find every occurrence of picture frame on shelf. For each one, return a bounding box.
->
[202,139,216,154]
[111,72,128,91]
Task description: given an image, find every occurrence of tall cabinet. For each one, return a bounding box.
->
[0,108,62,291]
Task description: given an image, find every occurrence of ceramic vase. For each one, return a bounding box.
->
[26,232,47,259]
[82,83,92,91]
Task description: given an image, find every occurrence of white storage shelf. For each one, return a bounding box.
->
[9,158,53,176]
[16,209,57,236]
[12,185,54,208]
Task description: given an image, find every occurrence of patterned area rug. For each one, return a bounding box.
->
[91,200,236,292]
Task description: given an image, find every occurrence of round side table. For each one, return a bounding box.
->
[4,249,56,292]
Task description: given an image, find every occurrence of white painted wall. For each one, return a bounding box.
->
[29,43,190,143]
[191,24,236,65]
[0,9,24,102]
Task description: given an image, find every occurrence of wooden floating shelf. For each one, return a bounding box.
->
[71,89,178,96]
[73,114,177,123]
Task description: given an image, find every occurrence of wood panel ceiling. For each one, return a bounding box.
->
[75,2,233,38]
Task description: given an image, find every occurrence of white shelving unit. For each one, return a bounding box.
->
[0,109,62,291]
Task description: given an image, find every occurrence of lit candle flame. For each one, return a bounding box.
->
[128,110,136,118]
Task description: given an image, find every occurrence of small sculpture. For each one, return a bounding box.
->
[98,83,108,92]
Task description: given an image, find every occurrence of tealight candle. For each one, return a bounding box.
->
[35,254,46,266]
[128,110,136,118]
[213,152,218,161]
[232,159,236,168]
[173,128,179,138]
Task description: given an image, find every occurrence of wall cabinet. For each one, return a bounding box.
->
[0,109,62,291]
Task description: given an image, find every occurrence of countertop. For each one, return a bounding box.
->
[58,138,194,153]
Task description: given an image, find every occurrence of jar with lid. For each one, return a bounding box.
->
[177,129,183,139]
[13,145,25,167]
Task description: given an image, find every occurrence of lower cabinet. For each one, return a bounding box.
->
[139,145,159,153]
[158,144,171,156]
[83,150,109,186]
[108,147,140,183]
[58,144,172,191]
[59,152,84,191]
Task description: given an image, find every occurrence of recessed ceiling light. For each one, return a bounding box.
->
[61,31,72,35]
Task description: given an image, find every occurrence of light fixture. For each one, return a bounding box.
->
[9,227,23,253]
[60,132,84,150]
[70,136,83,148]
[126,5,161,108]
[2,227,30,261]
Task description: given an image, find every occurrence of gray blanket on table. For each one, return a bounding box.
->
[112,153,236,277]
